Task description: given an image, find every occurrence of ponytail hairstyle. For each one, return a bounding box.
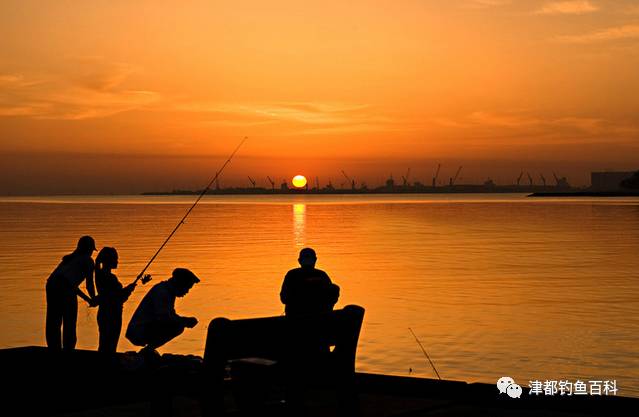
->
[95,247,118,278]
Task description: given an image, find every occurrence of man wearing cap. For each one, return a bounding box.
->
[125,268,199,355]
[280,248,340,316]
[46,235,97,351]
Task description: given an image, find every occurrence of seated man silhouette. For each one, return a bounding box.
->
[125,268,199,356]
[280,248,340,316]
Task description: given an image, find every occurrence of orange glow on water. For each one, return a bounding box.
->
[0,196,638,394]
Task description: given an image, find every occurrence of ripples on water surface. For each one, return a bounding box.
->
[0,194,638,396]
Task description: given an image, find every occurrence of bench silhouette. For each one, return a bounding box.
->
[201,304,365,415]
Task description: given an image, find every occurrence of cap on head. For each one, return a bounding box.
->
[171,268,200,286]
[77,235,97,252]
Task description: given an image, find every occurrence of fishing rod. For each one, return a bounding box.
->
[408,327,441,380]
[131,136,248,286]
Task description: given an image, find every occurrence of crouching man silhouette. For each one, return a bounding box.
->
[126,268,199,358]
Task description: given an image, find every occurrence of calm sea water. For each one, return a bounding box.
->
[1,194,638,396]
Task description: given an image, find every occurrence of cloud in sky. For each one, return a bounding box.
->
[0,55,408,139]
[0,76,159,120]
[556,24,639,43]
[0,68,396,134]
[0,75,23,85]
[535,1,599,15]
[182,102,371,125]
[624,5,639,15]
[0,58,161,120]
[431,110,638,145]
[71,58,137,92]
[174,101,404,135]
[468,111,540,128]
[464,0,511,9]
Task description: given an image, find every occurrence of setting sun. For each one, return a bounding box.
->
[292,175,307,188]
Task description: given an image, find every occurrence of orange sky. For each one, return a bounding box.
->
[1,0,638,193]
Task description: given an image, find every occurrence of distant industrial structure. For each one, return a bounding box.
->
[141,167,639,196]
[590,171,636,191]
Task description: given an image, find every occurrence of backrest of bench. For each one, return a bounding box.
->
[203,305,365,376]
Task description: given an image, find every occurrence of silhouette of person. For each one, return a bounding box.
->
[45,235,97,351]
[94,247,144,354]
[280,248,340,316]
[125,268,199,357]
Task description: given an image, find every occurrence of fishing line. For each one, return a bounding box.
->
[132,137,247,285]
[408,327,442,380]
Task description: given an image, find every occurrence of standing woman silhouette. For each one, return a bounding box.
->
[94,247,144,353]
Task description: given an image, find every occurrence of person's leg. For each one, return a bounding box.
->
[97,309,109,353]
[45,283,63,351]
[110,313,122,353]
[146,321,184,350]
[62,291,78,351]
[98,308,122,354]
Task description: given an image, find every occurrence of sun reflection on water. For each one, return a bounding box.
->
[293,203,306,247]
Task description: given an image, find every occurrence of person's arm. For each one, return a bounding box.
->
[76,288,97,306]
[157,291,197,328]
[327,283,340,306]
[280,273,291,305]
[181,316,198,328]
[120,283,136,303]
[321,271,339,307]
[85,260,95,299]
[172,308,198,327]
[118,274,147,303]
[152,287,182,326]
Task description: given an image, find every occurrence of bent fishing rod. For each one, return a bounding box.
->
[408,327,442,380]
[131,136,247,286]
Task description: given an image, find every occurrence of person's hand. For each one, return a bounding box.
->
[88,297,99,308]
[184,317,198,328]
[126,283,137,292]
[140,274,152,284]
